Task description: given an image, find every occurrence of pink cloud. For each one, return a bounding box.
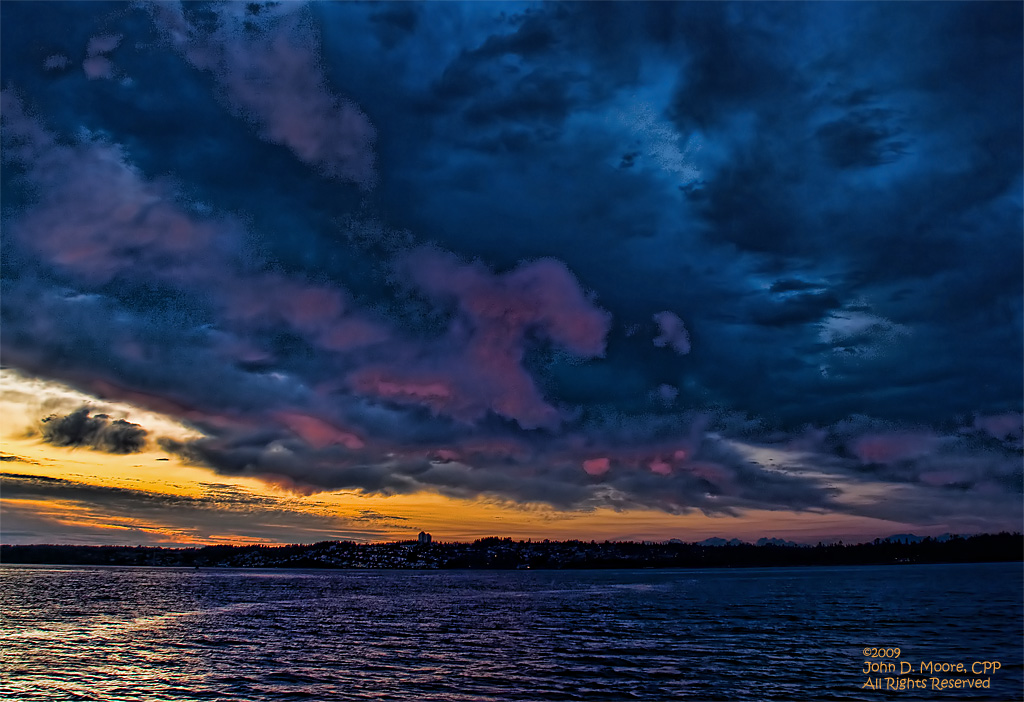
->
[221,278,340,329]
[351,371,455,411]
[86,34,122,56]
[9,135,222,283]
[918,470,964,487]
[573,448,727,481]
[349,249,611,429]
[115,340,148,363]
[682,461,734,486]
[0,91,54,160]
[786,427,829,452]
[409,250,610,356]
[82,34,122,80]
[350,363,560,429]
[276,412,364,450]
[649,459,672,475]
[852,432,940,464]
[151,4,376,188]
[3,94,389,361]
[0,96,224,285]
[652,311,691,354]
[88,379,206,426]
[569,442,729,485]
[220,275,388,351]
[656,384,678,405]
[974,413,1023,441]
[317,319,390,352]
[454,437,533,462]
[210,333,274,364]
[43,54,69,71]
[81,56,113,80]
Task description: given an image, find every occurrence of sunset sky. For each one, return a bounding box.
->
[1,1,1021,547]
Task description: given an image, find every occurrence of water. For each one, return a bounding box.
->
[1,563,1020,701]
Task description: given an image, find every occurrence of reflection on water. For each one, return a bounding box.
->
[2,563,1021,701]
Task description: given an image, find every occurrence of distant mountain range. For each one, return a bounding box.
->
[688,534,954,547]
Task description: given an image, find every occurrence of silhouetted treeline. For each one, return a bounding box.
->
[2,532,1021,570]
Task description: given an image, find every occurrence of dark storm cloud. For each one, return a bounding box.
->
[1,2,1020,529]
[748,291,841,328]
[354,509,409,523]
[769,279,824,294]
[367,6,419,49]
[668,4,797,133]
[39,407,147,454]
[153,409,847,518]
[815,108,908,169]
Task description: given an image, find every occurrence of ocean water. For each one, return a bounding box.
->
[1,563,1020,701]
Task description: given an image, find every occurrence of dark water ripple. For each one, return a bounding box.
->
[1,563,1020,701]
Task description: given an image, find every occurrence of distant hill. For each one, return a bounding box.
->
[691,534,956,547]
[696,537,748,546]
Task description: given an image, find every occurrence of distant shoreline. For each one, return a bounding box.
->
[1,561,1020,573]
[3,533,1020,571]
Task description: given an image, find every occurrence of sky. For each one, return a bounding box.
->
[1,1,1021,547]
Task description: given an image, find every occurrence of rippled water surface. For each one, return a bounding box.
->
[2,563,1021,700]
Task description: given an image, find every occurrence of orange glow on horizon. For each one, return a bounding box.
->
[0,370,949,547]
[1,432,917,547]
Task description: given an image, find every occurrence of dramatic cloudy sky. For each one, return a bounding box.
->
[1,1,1021,546]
